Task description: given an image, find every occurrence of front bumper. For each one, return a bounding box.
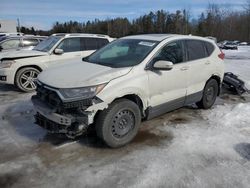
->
[32,96,89,138]
[0,68,15,84]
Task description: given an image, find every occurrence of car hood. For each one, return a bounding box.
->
[38,61,132,88]
[0,50,47,60]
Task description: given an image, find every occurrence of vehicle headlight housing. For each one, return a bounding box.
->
[59,83,107,100]
[0,60,16,68]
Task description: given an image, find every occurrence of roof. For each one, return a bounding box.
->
[122,34,179,41]
[122,34,214,43]
[0,35,47,40]
[52,33,111,38]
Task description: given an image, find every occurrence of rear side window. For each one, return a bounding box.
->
[57,38,81,52]
[203,41,215,56]
[186,40,207,61]
[82,38,97,50]
[96,38,109,48]
[81,38,109,50]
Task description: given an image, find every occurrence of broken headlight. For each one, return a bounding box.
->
[59,83,107,100]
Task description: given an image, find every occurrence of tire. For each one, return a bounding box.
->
[95,99,141,148]
[15,67,40,92]
[196,79,219,109]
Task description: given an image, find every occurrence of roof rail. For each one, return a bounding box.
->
[51,33,110,38]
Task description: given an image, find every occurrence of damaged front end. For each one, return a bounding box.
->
[32,82,102,138]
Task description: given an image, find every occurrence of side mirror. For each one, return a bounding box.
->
[54,48,64,55]
[153,60,173,71]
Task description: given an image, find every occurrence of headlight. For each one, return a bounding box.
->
[0,60,16,68]
[59,83,107,100]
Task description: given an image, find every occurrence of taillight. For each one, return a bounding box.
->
[218,50,225,60]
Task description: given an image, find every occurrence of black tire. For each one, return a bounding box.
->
[15,67,40,92]
[95,99,141,148]
[196,79,219,109]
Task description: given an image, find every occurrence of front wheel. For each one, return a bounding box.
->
[95,99,141,148]
[196,79,219,109]
[15,67,40,92]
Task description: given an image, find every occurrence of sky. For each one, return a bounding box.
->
[0,0,247,30]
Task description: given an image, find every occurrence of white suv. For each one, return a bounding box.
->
[32,34,224,148]
[0,33,114,92]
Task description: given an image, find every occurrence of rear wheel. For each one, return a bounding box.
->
[96,99,141,148]
[196,79,219,109]
[15,67,40,92]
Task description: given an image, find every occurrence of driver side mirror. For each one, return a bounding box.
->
[54,48,64,55]
[153,60,173,71]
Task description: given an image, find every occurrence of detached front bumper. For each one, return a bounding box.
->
[32,96,89,138]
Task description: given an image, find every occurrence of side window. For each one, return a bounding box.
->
[57,38,81,52]
[1,39,20,49]
[203,41,215,56]
[22,39,39,47]
[82,38,99,50]
[186,40,207,61]
[96,38,109,49]
[153,41,184,64]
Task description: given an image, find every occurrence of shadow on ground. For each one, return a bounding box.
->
[234,143,250,160]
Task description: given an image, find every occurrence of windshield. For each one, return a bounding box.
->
[33,36,61,52]
[86,39,158,68]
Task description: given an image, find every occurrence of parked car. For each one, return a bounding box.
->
[239,42,248,46]
[32,34,225,148]
[219,41,238,50]
[0,33,114,92]
[0,35,47,52]
[0,32,24,38]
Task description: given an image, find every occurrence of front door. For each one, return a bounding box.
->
[49,37,82,66]
[147,40,188,117]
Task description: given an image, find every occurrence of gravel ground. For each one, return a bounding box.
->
[0,47,250,188]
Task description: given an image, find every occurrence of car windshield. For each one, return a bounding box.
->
[86,39,158,68]
[33,36,61,52]
[226,42,235,45]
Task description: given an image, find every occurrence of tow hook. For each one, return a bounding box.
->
[66,122,89,139]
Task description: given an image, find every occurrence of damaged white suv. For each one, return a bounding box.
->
[32,34,224,148]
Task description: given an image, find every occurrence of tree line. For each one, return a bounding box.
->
[21,2,250,42]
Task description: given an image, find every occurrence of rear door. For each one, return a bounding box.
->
[81,38,109,57]
[185,40,213,103]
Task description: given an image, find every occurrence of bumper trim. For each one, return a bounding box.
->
[31,96,72,126]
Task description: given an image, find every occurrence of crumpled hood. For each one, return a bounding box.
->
[38,61,132,88]
[0,50,47,60]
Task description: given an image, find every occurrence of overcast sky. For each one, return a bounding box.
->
[0,0,247,30]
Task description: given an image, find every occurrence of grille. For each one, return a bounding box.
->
[36,83,93,110]
[36,84,62,108]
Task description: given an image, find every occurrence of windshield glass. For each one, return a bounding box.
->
[33,36,61,52]
[86,39,158,68]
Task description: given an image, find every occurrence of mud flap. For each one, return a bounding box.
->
[223,72,249,95]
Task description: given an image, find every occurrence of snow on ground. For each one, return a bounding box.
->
[0,48,250,188]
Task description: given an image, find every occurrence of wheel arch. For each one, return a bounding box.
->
[209,74,222,96]
[93,93,146,124]
[14,65,43,81]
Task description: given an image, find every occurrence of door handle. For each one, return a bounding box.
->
[205,61,211,65]
[180,66,189,71]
